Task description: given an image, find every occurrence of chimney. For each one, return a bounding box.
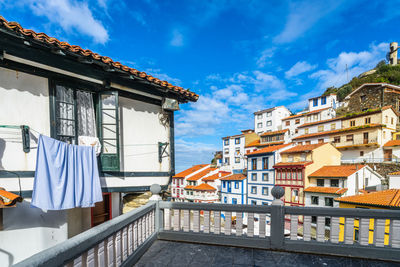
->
[390,42,398,66]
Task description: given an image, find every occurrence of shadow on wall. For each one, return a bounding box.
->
[3,200,66,231]
[0,248,14,266]
[0,138,5,170]
[0,68,49,97]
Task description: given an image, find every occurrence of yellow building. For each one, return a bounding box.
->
[335,189,400,244]
[273,143,341,206]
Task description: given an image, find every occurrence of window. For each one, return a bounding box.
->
[360,151,364,157]
[223,181,226,188]
[330,179,339,187]
[224,158,230,164]
[251,173,257,181]
[224,139,229,146]
[295,129,298,134]
[365,177,369,187]
[262,173,269,181]
[350,120,355,127]
[266,112,272,117]
[392,117,394,125]
[235,148,240,155]
[224,197,227,203]
[173,189,175,194]
[365,117,371,124]
[252,158,257,170]
[262,202,269,205]
[285,121,290,126]
[251,200,257,205]
[305,141,311,145]
[321,96,326,105]
[262,187,269,195]
[288,155,294,162]
[318,125,324,132]
[313,114,318,121]
[325,197,334,207]
[317,179,324,186]
[385,116,389,123]
[224,148,229,154]
[262,157,269,169]
[235,157,240,163]
[266,120,272,126]
[333,136,340,143]
[331,123,336,130]
[346,135,354,142]
[251,186,257,194]
[360,95,366,102]
[311,196,319,205]
[305,128,309,134]
[318,139,324,144]
[292,189,299,203]
[257,114,262,119]
[232,198,237,204]
[235,138,240,144]
[235,182,239,189]
[295,119,300,124]
[301,153,307,161]
[257,123,262,128]
[313,99,318,107]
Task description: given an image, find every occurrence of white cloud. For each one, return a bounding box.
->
[285,61,317,79]
[310,42,388,89]
[175,139,218,172]
[256,48,275,68]
[170,29,184,47]
[27,0,109,44]
[274,0,343,44]
[144,68,182,85]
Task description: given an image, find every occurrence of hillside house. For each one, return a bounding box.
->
[184,167,218,202]
[273,143,341,207]
[254,106,291,135]
[220,174,247,204]
[308,94,338,112]
[0,16,197,264]
[171,164,209,202]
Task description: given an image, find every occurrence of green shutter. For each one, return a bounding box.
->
[98,91,120,171]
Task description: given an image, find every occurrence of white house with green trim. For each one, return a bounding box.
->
[0,16,197,265]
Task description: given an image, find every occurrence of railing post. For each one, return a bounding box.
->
[270,186,285,250]
[149,184,164,233]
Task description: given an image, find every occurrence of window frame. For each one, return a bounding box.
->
[262,173,269,181]
[262,187,269,196]
[262,157,269,169]
[311,196,319,205]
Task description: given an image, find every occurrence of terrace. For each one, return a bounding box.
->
[15,186,400,266]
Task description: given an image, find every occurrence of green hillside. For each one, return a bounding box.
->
[323,61,400,101]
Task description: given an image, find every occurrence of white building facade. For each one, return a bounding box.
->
[222,134,246,172]
[308,94,338,112]
[220,174,247,204]
[254,106,291,135]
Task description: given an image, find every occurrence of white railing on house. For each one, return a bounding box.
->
[341,158,400,164]
[14,187,400,266]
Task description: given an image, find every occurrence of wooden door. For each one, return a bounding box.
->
[363,132,368,144]
[384,149,392,161]
[91,193,112,227]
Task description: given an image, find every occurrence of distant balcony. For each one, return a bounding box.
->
[16,194,400,266]
[333,138,378,149]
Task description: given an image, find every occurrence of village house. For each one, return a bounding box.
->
[171,164,209,202]
[343,83,400,115]
[383,140,400,162]
[221,129,258,172]
[273,143,341,207]
[184,167,218,202]
[220,173,247,204]
[308,94,338,112]
[0,16,198,264]
[246,144,291,205]
[295,117,342,145]
[304,165,382,208]
[254,106,291,135]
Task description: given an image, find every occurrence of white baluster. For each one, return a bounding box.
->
[344,218,354,245]
[122,227,128,261]
[193,210,200,232]
[164,209,171,230]
[86,248,95,267]
[303,216,311,241]
[173,209,180,231]
[259,214,266,238]
[375,219,386,247]
[225,211,232,235]
[330,217,340,244]
[214,211,221,234]
[359,218,370,246]
[236,212,243,236]
[106,236,114,267]
[204,211,210,233]
[290,215,298,241]
[142,217,146,243]
[316,216,325,242]
[183,209,190,232]
[138,218,142,245]
[95,241,106,267]
[73,256,83,267]
[114,231,122,266]
[128,224,133,255]
[391,220,400,248]
[247,213,254,237]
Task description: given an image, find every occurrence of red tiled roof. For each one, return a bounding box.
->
[335,189,400,208]
[297,117,342,128]
[274,161,313,167]
[187,167,217,181]
[389,171,400,175]
[304,187,347,195]
[245,139,260,148]
[281,143,325,153]
[202,172,231,181]
[260,129,288,137]
[282,108,330,121]
[246,143,291,156]
[184,185,195,190]
[173,164,209,178]
[192,183,216,191]
[292,124,383,140]
[0,188,22,207]
[384,140,400,147]
[0,16,198,102]
[309,165,366,178]
[220,174,246,181]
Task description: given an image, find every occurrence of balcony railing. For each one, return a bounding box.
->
[15,188,400,266]
[333,138,379,148]
[342,157,400,164]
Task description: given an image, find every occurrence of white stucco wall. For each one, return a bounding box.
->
[254,106,291,134]
[389,175,400,189]
[222,135,245,171]
[304,192,340,208]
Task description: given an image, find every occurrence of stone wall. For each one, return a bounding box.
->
[346,85,384,113]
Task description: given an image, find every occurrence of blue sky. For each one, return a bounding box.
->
[1,0,399,171]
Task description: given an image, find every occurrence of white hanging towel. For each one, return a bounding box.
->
[78,136,102,156]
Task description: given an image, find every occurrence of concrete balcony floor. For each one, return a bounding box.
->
[135,240,397,267]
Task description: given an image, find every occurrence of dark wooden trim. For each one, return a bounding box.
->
[169,111,175,177]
